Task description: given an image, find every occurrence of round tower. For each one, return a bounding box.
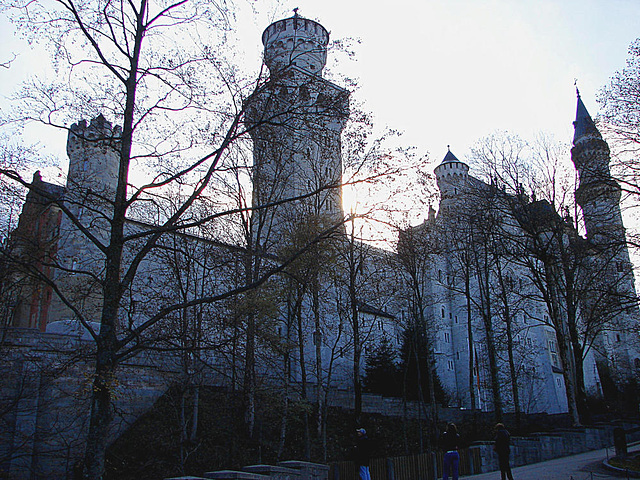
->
[434,147,469,212]
[571,92,623,246]
[247,13,348,250]
[262,10,329,75]
[571,91,640,388]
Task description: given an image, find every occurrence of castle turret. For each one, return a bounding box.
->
[46,114,121,328]
[571,91,624,247]
[434,147,469,215]
[262,10,329,76]
[571,91,640,389]
[246,12,349,249]
[66,114,121,202]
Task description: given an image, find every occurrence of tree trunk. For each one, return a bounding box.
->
[505,310,521,426]
[294,284,311,460]
[83,357,116,479]
[557,328,581,426]
[465,274,477,422]
[476,257,503,422]
[496,265,521,426]
[545,262,581,426]
[312,278,323,437]
[244,310,256,435]
[567,299,590,423]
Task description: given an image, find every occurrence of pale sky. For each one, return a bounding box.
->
[230,0,639,167]
[1,0,638,185]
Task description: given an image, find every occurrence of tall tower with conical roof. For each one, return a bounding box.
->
[571,91,640,388]
[245,12,349,251]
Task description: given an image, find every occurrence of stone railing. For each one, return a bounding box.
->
[165,460,329,480]
[470,422,640,474]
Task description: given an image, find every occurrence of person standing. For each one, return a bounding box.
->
[354,428,372,480]
[494,423,515,480]
[440,423,460,480]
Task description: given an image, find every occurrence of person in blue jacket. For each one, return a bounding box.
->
[353,428,372,480]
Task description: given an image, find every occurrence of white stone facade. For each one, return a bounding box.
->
[7,14,640,418]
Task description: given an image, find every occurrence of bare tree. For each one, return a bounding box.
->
[0,2,358,477]
[396,219,441,450]
[598,39,640,159]
[466,130,638,424]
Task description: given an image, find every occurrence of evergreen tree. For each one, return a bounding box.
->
[399,323,447,403]
[363,335,401,397]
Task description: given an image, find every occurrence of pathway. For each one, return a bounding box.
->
[463,443,639,480]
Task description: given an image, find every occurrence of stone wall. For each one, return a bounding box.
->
[0,328,176,479]
[470,422,640,474]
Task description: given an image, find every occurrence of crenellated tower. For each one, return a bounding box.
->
[571,91,640,388]
[66,114,121,212]
[262,12,329,76]
[245,12,349,251]
[434,147,470,217]
[47,114,121,328]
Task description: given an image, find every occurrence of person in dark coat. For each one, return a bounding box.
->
[440,423,460,480]
[353,428,372,480]
[494,423,514,480]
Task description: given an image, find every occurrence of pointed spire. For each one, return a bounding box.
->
[573,89,601,144]
[441,145,459,164]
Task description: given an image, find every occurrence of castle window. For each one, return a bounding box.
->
[617,261,625,272]
[444,332,450,343]
[448,360,454,370]
[616,334,621,342]
[441,307,445,318]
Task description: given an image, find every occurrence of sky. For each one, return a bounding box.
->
[1,0,638,201]
[230,0,639,164]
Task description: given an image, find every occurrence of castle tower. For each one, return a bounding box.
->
[245,12,349,251]
[262,10,329,76]
[571,91,640,387]
[47,115,121,328]
[434,147,469,216]
[66,114,121,206]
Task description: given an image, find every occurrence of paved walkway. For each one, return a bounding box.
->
[463,444,639,480]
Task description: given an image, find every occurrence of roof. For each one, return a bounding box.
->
[573,90,601,144]
[440,146,460,164]
[356,301,395,319]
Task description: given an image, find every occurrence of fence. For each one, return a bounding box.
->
[330,448,482,480]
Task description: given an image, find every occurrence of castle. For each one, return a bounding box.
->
[4,12,640,426]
